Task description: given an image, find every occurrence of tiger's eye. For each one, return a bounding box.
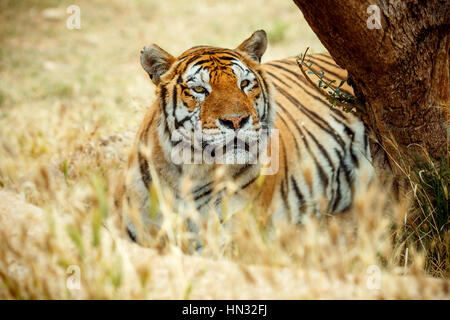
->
[240,80,250,89]
[192,86,206,94]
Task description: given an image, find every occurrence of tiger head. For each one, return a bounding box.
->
[140,30,275,167]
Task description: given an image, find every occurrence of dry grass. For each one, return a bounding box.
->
[0,0,448,299]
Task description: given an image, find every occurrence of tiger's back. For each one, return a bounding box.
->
[260,55,373,222]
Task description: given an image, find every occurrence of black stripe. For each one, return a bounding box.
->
[303,127,336,174]
[241,174,259,190]
[231,62,246,73]
[196,193,213,210]
[297,125,329,190]
[364,134,369,154]
[193,59,212,67]
[233,163,252,179]
[138,151,152,190]
[290,176,305,214]
[303,127,335,195]
[197,187,227,211]
[329,114,355,140]
[331,167,342,212]
[265,62,302,82]
[279,135,291,213]
[186,65,204,82]
[127,225,137,242]
[175,56,201,74]
[173,84,196,130]
[160,85,172,139]
[201,49,241,57]
[194,188,213,201]
[160,86,182,174]
[174,113,194,130]
[192,181,213,195]
[177,51,242,74]
[273,83,346,150]
[275,106,301,158]
[333,115,359,168]
[219,56,238,61]
[255,70,270,124]
[192,181,215,208]
[172,80,178,127]
[266,70,292,88]
[335,147,353,189]
[211,187,227,210]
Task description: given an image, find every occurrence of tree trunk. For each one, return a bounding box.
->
[292,0,449,172]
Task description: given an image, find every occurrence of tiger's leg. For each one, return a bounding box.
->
[114,150,162,245]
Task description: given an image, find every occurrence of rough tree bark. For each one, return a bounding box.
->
[292,0,449,172]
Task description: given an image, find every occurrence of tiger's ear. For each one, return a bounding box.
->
[140,44,176,85]
[236,30,267,63]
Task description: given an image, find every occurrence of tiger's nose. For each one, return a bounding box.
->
[218,114,250,130]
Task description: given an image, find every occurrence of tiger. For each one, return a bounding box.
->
[113,30,374,245]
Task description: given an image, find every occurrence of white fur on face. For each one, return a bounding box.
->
[230,60,256,93]
[169,65,210,137]
[183,65,211,102]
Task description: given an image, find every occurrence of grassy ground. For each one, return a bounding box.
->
[0,0,448,299]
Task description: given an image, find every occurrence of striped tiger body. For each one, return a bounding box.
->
[113,30,374,244]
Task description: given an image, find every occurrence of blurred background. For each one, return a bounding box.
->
[0,0,325,184]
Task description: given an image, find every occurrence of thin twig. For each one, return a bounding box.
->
[296,47,365,114]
